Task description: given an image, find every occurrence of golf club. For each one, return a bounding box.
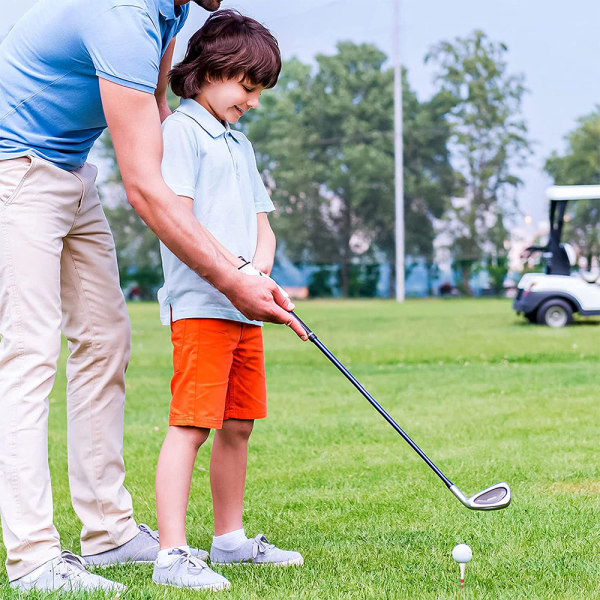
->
[290,312,511,511]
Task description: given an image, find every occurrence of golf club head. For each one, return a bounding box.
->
[449,482,511,511]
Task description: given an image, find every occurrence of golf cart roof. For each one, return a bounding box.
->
[546,185,600,201]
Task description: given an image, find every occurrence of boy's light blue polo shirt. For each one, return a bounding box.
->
[0,0,189,171]
[158,99,275,326]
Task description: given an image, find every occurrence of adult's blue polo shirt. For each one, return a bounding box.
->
[0,0,189,171]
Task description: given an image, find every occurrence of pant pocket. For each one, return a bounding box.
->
[0,157,33,208]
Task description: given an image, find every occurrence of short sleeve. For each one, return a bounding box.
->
[243,139,275,214]
[82,6,161,93]
[161,116,199,199]
[174,5,190,36]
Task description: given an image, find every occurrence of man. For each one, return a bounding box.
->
[0,0,306,592]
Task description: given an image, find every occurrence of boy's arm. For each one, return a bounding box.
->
[154,38,175,122]
[253,212,276,276]
[99,78,308,340]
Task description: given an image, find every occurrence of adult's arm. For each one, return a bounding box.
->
[99,78,307,340]
[154,38,175,122]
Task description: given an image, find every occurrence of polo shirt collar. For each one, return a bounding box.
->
[176,98,241,142]
[159,0,176,20]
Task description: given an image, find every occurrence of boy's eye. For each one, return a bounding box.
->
[242,85,253,92]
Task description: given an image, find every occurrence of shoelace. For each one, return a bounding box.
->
[138,523,160,543]
[250,534,275,559]
[167,548,209,572]
[55,551,87,580]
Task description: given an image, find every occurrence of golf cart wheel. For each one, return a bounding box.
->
[536,299,573,328]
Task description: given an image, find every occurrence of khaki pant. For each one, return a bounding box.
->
[0,156,139,581]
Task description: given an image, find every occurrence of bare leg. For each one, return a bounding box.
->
[156,425,210,549]
[210,419,254,536]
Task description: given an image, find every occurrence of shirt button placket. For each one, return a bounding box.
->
[225,134,241,181]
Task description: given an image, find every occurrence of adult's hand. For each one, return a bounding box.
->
[225,273,308,341]
[99,78,308,340]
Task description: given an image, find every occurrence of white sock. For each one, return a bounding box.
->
[156,545,190,567]
[212,529,247,551]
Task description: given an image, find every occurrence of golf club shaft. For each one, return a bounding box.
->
[291,312,453,489]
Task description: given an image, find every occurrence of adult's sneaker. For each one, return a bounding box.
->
[210,534,304,566]
[152,548,230,591]
[83,523,209,567]
[9,550,125,593]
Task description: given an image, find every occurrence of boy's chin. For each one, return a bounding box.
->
[224,113,241,124]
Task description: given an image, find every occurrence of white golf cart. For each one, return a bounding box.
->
[513,185,600,327]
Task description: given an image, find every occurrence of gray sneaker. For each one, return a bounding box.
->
[83,523,209,567]
[210,534,304,566]
[9,550,125,593]
[153,548,230,591]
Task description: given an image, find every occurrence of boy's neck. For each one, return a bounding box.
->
[192,94,227,127]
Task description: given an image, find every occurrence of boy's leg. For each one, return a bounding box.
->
[58,163,139,555]
[161,318,237,549]
[209,325,303,566]
[156,426,210,549]
[153,318,238,582]
[153,318,233,589]
[210,323,266,535]
[210,419,254,535]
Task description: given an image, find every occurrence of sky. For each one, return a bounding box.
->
[4,0,600,230]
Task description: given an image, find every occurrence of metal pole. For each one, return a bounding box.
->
[393,0,405,302]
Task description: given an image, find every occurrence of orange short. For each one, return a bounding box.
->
[169,318,267,428]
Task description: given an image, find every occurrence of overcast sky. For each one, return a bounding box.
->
[4,0,600,226]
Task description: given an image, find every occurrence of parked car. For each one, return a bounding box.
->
[513,185,600,327]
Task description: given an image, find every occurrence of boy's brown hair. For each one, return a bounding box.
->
[170,10,281,99]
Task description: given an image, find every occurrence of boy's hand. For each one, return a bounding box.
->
[251,254,274,276]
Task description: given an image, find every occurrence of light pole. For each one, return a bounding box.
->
[393,0,405,302]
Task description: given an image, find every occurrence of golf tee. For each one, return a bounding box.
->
[460,562,466,588]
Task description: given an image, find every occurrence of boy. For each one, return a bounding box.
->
[153,10,303,591]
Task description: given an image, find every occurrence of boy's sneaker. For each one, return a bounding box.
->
[9,550,125,593]
[83,523,209,567]
[210,534,304,566]
[152,548,230,591]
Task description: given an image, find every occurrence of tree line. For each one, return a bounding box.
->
[99,30,600,298]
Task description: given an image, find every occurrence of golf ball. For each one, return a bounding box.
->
[452,544,472,563]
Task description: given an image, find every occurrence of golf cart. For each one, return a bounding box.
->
[513,185,600,327]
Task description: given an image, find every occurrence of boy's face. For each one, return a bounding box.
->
[196,78,265,124]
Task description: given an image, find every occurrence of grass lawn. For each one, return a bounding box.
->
[1,298,599,599]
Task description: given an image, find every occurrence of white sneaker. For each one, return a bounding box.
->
[153,548,230,591]
[82,523,209,567]
[9,550,126,593]
[210,534,304,566]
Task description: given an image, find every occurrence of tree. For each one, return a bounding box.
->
[244,43,453,296]
[426,30,531,293]
[544,107,600,266]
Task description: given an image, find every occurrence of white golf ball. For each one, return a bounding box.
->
[452,544,472,563]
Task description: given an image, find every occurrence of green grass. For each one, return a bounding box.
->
[2,298,600,599]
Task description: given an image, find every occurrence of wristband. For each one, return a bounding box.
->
[237,257,289,299]
[238,261,262,277]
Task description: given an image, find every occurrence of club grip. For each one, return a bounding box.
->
[290,312,314,338]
